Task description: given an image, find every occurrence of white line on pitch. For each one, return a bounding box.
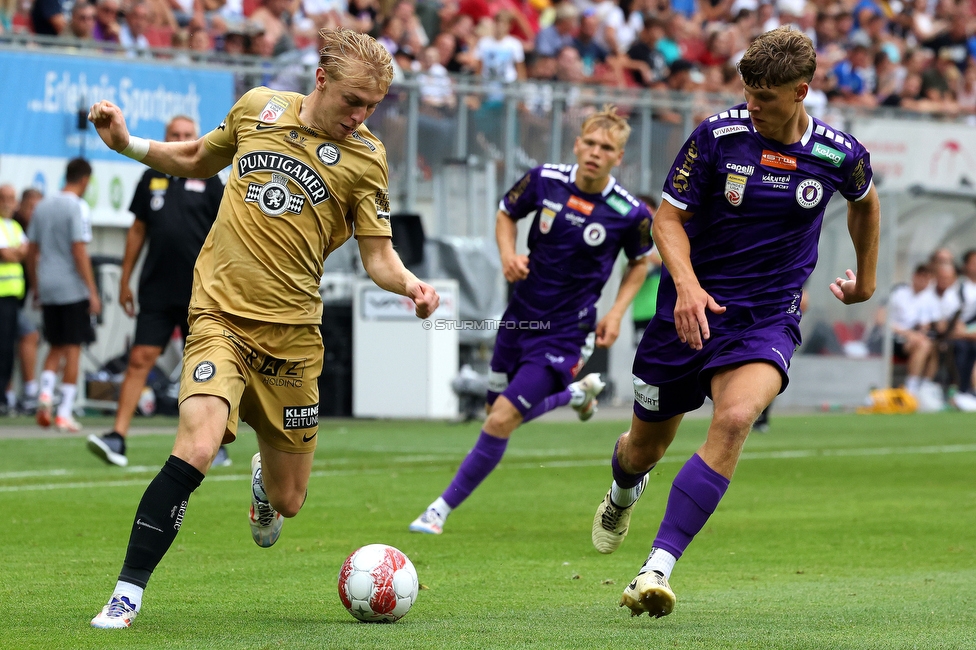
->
[4,443,976,492]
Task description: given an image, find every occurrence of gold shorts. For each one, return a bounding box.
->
[179,310,323,453]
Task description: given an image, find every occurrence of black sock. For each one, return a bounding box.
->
[119,455,204,588]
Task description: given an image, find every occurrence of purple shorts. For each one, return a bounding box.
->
[632,313,800,422]
[487,326,594,414]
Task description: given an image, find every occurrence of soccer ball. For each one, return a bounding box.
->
[337,544,419,622]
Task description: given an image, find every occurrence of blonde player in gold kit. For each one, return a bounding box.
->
[87,29,439,629]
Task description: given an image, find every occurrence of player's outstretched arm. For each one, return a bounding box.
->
[358,235,440,318]
[89,100,232,179]
[653,201,725,350]
[830,185,880,305]
[595,256,652,348]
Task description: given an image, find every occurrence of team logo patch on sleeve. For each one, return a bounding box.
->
[374,189,391,220]
[283,405,319,430]
[193,361,216,382]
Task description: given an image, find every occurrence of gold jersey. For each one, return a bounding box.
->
[195,86,392,325]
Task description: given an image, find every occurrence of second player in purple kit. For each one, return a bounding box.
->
[410,106,654,535]
[590,27,881,617]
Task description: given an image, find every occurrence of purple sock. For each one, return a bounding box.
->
[652,453,730,559]
[611,439,647,489]
[441,431,509,509]
[521,389,572,423]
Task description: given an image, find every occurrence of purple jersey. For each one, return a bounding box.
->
[659,104,873,326]
[500,163,653,331]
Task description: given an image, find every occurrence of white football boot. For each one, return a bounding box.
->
[249,453,283,547]
[409,507,446,535]
[592,474,648,554]
[620,571,676,618]
[91,594,139,629]
[569,373,606,421]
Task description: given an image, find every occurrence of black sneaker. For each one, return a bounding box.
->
[87,432,128,467]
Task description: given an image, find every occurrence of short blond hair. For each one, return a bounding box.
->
[580,104,631,148]
[318,28,394,93]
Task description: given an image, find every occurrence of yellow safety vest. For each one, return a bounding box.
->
[0,218,25,299]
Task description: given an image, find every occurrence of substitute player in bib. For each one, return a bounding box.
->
[590,27,880,617]
[87,28,439,629]
[410,106,653,535]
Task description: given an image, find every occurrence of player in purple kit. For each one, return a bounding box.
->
[590,27,880,617]
[410,105,654,535]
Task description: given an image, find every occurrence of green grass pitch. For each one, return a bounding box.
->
[3,412,976,649]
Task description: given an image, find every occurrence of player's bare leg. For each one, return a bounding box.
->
[623,363,781,618]
[250,436,314,547]
[92,395,228,628]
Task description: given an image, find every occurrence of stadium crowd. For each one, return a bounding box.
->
[3,0,976,116]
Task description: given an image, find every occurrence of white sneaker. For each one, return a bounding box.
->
[620,571,676,618]
[249,453,282,547]
[409,507,445,534]
[570,373,606,421]
[56,415,82,433]
[592,475,648,554]
[91,594,139,629]
[36,392,53,428]
[87,432,128,467]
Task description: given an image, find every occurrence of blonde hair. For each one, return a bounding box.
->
[580,104,632,148]
[318,28,394,92]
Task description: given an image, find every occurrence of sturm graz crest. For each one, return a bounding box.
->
[245,173,306,216]
[317,143,341,166]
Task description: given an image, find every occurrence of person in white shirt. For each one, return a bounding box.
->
[887,264,939,395]
[951,250,976,394]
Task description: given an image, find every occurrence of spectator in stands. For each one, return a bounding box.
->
[922,9,970,71]
[418,43,455,110]
[377,14,405,55]
[26,158,101,434]
[10,187,41,415]
[120,1,152,55]
[392,0,429,50]
[831,42,877,106]
[574,10,608,77]
[950,250,976,394]
[86,116,227,469]
[347,0,377,33]
[93,0,121,42]
[920,49,961,111]
[627,16,668,86]
[249,0,296,55]
[31,0,68,35]
[475,10,526,92]
[66,1,97,39]
[0,185,26,417]
[534,2,577,58]
[888,264,940,396]
[167,0,198,27]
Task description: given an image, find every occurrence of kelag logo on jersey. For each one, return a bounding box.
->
[812,142,846,167]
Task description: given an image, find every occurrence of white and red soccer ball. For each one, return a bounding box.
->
[338,544,419,622]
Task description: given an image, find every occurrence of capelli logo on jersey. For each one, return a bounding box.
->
[725,162,755,176]
[237,151,331,205]
[761,150,797,171]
